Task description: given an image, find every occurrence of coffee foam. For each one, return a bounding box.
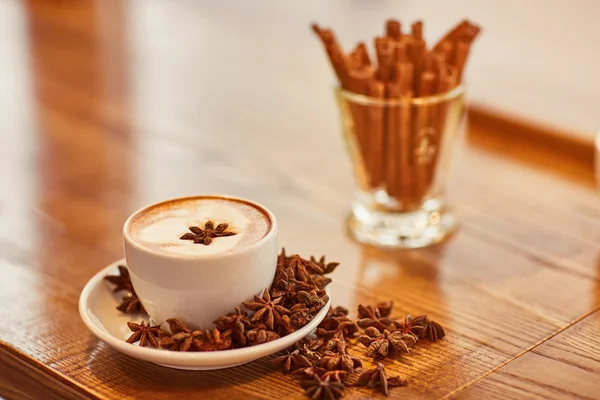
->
[129,198,271,256]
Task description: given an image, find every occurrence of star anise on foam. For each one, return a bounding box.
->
[356,303,395,331]
[419,318,446,341]
[126,321,161,348]
[271,349,313,373]
[301,375,345,400]
[179,220,236,245]
[355,362,408,396]
[117,293,146,314]
[319,340,362,373]
[358,327,417,359]
[392,314,428,339]
[243,289,290,330]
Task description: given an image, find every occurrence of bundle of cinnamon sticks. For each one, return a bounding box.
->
[313,19,480,208]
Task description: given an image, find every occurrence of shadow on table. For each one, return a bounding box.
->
[85,335,279,395]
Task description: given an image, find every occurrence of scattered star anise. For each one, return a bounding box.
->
[271,349,313,373]
[243,289,290,330]
[393,314,428,338]
[294,338,325,360]
[179,220,236,245]
[301,375,345,400]
[358,327,417,359]
[293,366,328,379]
[319,340,362,373]
[126,321,161,348]
[420,318,446,341]
[318,321,360,346]
[103,265,134,293]
[116,293,146,314]
[356,362,408,396]
[356,303,395,331]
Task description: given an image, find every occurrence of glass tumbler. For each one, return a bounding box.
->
[335,84,466,248]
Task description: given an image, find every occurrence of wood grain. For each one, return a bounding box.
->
[1,1,599,399]
[452,310,600,399]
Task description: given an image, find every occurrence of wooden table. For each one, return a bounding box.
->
[2,1,599,399]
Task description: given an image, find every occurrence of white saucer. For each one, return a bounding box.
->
[79,259,331,370]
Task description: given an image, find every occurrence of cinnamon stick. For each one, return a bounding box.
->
[375,37,394,82]
[398,90,414,206]
[347,66,376,186]
[427,65,458,193]
[386,19,402,40]
[413,71,437,201]
[384,82,400,196]
[411,21,423,41]
[368,80,386,187]
[452,40,471,82]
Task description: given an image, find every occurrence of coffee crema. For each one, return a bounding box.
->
[129,197,271,256]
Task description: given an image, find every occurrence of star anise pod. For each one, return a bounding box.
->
[126,321,160,348]
[329,306,349,318]
[116,293,146,314]
[356,362,408,396]
[271,349,312,373]
[290,254,325,275]
[161,329,204,352]
[180,220,236,245]
[319,340,362,373]
[195,328,232,351]
[297,290,329,314]
[321,370,347,383]
[356,303,395,331]
[310,274,332,290]
[269,272,297,302]
[317,320,359,343]
[243,289,290,330]
[293,366,328,379]
[293,338,325,360]
[103,265,134,293]
[289,303,313,329]
[393,314,427,338]
[245,324,280,345]
[310,255,340,274]
[166,317,190,334]
[301,376,345,400]
[213,307,250,331]
[358,327,417,359]
[419,318,446,341]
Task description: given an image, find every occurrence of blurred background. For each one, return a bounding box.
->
[3,0,598,138]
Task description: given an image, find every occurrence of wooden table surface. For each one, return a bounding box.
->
[2,1,600,399]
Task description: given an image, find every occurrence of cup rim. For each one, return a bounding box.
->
[336,82,465,106]
[123,195,278,260]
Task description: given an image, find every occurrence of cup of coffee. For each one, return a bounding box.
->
[123,195,278,329]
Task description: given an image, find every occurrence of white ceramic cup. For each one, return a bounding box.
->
[122,195,278,329]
